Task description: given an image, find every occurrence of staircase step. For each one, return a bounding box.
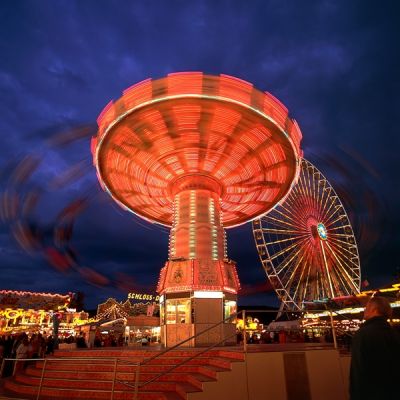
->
[5,380,182,399]
[22,369,212,390]
[209,350,245,361]
[26,365,216,383]
[53,350,158,358]
[5,348,244,400]
[13,374,201,393]
[52,349,244,360]
[35,355,236,370]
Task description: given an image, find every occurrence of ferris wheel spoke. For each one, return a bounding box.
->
[290,180,304,201]
[278,201,305,224]
[275,238,309,276]
[319,241,335,298]
[301,165,311,201]
[291,241,314,302]
[326,239,360,274]
[303,166,315,211]
[319,183,333,218]
[296,169,309,201]
[320,192,338,222]
[307,166,317,206]
[271,204,301,224]
[282,198,306,228]
[325,241,360,293]
[283,255,305,291]
[309,168,318,208]
[324,203,344,226]
[278,240,311,287]
[333,248,358,271]
[309,164,316,203]
[270,206,307,231]
[264,233,308,246]
[282,196,305,222]
[324,250,352,296]
[262,214,304,231]
[261,228,308,236]
[325,214,347,227]
[270,236,309,262]
[325,245,360,280]
[311,167,320,209]
[316,257,329,299]
[328,224,352,232]
[332,263,355,296]
[328,235,356,247]
[328,236,359,258]
[300,243,314,303]
[329,232,354,239]
[328,245,359,270]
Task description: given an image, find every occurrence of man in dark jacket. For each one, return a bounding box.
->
[350,296,400,400]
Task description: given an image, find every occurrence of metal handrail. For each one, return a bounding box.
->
[133,330,238,392]
[114,307,351,397]
[36,358,46,400]
[0,355,138,400]
[138,312,239,366]
[115,312,239,397]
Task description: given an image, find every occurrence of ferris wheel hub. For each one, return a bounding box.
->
[317,223,328,240]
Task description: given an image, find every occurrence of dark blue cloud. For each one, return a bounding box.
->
[0,0,399,308]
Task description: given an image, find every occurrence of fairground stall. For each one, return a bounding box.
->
[301,282,400,342]
[94,294,160,345]
[0,289,89,337]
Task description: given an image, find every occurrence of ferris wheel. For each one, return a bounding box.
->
[253,158,361,311]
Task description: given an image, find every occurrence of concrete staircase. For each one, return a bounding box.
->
[3,348,244,399]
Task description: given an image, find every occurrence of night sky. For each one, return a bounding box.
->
[0,1,399,309]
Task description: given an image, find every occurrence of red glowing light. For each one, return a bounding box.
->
[93,73,302,228]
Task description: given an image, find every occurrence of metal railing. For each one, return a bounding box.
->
[0,356,132,400]
[117,312,239,400]
[0,308,358,399]
[117,308,349,399]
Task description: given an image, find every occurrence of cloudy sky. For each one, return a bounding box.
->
[0,0,398,309]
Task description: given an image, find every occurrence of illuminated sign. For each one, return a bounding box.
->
[127,292,160,302]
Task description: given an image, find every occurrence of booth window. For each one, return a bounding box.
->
[166,299,191,324]
[224,300,237,322]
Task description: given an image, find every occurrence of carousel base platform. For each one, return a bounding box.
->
[1,344,350,400]
[1,347,244,399]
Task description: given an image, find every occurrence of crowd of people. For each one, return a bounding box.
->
[0,332,57,375]
[0,332,56,361]
[0,330,158,364]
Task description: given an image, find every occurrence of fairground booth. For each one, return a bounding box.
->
[93,294,160,345]
[301,282,400,338]
[0,289,88,337]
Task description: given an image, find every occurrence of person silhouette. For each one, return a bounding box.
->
[350,296,400,400]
